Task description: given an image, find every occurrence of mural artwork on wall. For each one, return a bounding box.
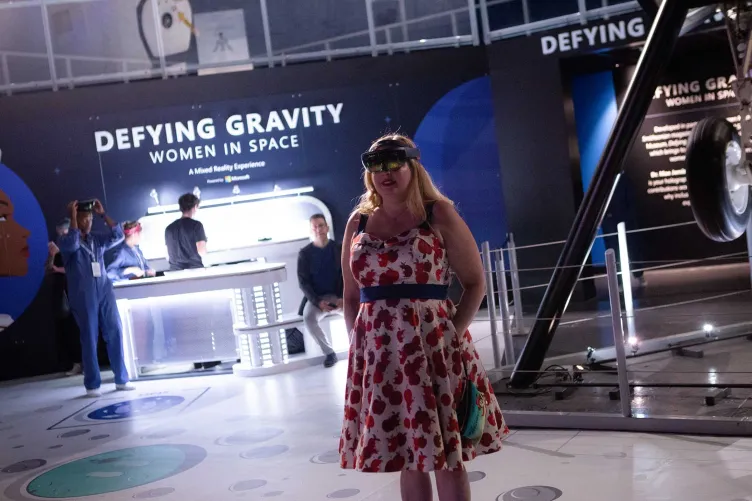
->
[0,151,48,333]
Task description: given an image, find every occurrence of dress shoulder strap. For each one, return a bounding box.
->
[425,201,436,223]
[419,202,437,230]
[356,213,369,234]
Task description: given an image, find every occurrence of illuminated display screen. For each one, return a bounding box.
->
[138,194,329,260]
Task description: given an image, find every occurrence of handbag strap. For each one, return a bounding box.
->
[453,326,470,381]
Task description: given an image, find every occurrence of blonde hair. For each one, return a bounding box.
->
[354,134,452,221]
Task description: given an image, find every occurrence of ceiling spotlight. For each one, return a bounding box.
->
[703,323,714,333]
[627,336,638,347]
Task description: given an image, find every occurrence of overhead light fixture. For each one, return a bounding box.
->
[703,323,714,334]
[147,186,315,214]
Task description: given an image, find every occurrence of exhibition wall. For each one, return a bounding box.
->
[488,12,648,304]
[0,12,742,381]
[615,30,746,262]
[0,45,506,380]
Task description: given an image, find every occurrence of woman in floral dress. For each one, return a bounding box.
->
[339,134,508,501]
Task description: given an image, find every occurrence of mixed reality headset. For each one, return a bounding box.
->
[77,200,96,213]
[361,145,420,173]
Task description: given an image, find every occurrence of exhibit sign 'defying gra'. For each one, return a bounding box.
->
[94,103,344,164]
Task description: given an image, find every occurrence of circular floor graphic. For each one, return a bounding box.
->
[87,397,185,421]
[23,444,206,498]
[498,486,563,501]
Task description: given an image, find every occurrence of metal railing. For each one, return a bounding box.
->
[0,0,639,95]
[477,219,752,373]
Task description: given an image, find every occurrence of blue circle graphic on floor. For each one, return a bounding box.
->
[26,444,206,498]
[87,396,185,420]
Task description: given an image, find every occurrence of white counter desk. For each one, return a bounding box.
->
[113,262,295,380]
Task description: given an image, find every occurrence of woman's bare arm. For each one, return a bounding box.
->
[342,213,362,339]
[432,201,485,337]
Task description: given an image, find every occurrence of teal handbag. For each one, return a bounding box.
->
[454,333,488,442]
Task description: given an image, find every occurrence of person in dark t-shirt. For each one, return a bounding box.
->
[165,194,207,271]
[297,214,343,368]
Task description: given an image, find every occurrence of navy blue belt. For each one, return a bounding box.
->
[360,284,449,303]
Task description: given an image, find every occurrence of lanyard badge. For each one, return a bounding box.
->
[80,237,101,278]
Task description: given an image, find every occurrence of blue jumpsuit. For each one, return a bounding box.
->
[106,244,152,283]
[58,224,128,390]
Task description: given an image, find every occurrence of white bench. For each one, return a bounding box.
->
[232,312,349,377]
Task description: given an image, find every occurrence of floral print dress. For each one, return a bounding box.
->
[339,214,509,473]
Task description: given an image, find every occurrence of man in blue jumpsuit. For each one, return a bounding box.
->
[58,199,134,397]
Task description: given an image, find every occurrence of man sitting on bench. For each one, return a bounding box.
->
[297,214,343,368]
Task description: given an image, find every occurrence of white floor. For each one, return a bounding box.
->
[2,361,752,500]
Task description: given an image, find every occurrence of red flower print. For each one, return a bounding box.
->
[404,389,414,414]
[423,309,435,323]
[374,309,396,331]
[383,383,403,406]
[412,409,432,433]
[374,332,391,350]
[422,385,437,410]
[440,393,452,407]
[446,436,460,454]
[447,417,460,433]
[434,434,443,448]
[365,458,382,472]
[480,433,494,447]
[417,238,433,256]
[432,351,448,378]
[382,412,401,433]
[371,397,386,415]
[386,298,401,308]
[402,306,420,327]
[352,252,369,275]
[393,370,404,385]
[386,454,406,472]
[487,411,497,426]
[361,270,376,287]
[404,356,424,385]
[437,304,448,318]
[350,389,361,405]
[400,263,414,278]
[425,326,441,348]
[413,436,428,449]
[396,329,406,343]
[415,262,432,284]
[378,268,400,286]
[377,250,399,267]
[403,335,422,357]
[344,405,357,420]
